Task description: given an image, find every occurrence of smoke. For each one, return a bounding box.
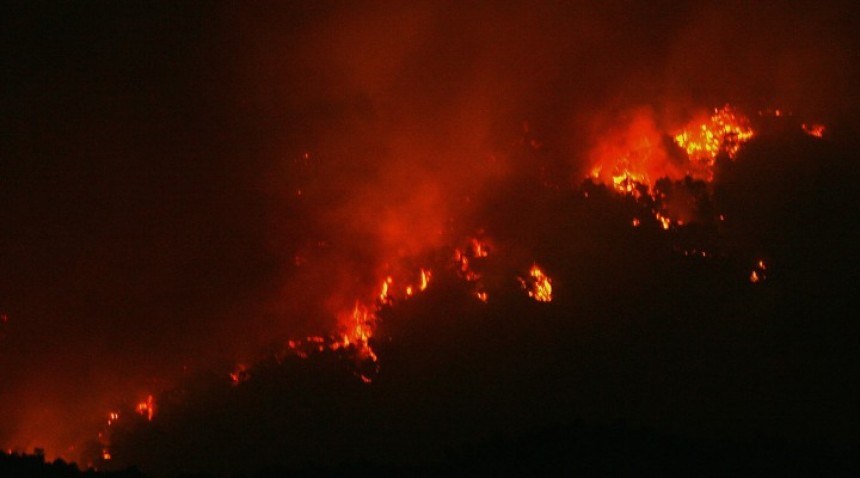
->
[1,0,858,467]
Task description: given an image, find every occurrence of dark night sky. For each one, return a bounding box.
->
[2,1,860,473]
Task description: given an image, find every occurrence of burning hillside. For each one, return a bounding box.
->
[2,1,860,475]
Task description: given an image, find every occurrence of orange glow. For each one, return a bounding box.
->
[102,449,112,461]
[587,107,675,195]
[588,105,755,231]
[107,412,119,427]
[655,212,671,230]
[673,105,754,166]
[339,301,378,363]
[802,123,825,138]
[379,276,393,305]
[419,268,431,291]
[632,218,641,227]
[229,364,250,386]
[136,395,155,421]
[750,259,767,283]
[476,291,488,303]
[520,264,553,302]
[470,237,490,258]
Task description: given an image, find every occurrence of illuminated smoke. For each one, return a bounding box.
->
[2,1,858,470]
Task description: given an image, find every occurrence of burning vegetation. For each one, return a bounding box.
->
[76,101,857,473]
[4,2,860,475]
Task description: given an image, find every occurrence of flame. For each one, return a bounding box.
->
[802,123,825,138]
[135,395,155,422]
[339,301,378,363]
[590,105,755,196]
[589,105,756,231]
[379,276,394,305]
[470,237,490,258]
[229,364,250,386]
[673,105,754,166]
[419,268,431,291]
[655,212,672,230]
[520,264,553,302]
[750,259,767,283]
[476,291,488,303]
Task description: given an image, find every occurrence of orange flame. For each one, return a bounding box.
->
[802,123,825,138]
[135,395,155,422]
[520,264,553,302]
[673,105,754,166]
[750,259,767,283]
[229,364,250,386]
[419,268,431,291]
[339,301,378,363]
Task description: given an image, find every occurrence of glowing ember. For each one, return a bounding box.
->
[419,268,431,291]
[476,291,488,303]
[102,449,112,461]
[107,412,119,427]
[379,276,394,305]
[802,123,825,138]
[470,237,490,258]
[520,264,553,302]
[136,395,155,421]
[229,364,250,386]
[655,212,671,230]
[674,105,754,166]
[750,259,767,283]
[632,218,641,227]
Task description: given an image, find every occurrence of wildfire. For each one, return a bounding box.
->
[655,212,672,230]
[229,364,250,386]
[520,264,553,302]
[470,237,490,258]
[673,105,754,166]
[339,301,378,363]
[750,259,767,283]
[377,269,433,304]
[419,268,431,291]
[379,276,394,305]
[135,395,155,422]
[802,123,825,138]
[587,105,758,233]
[106,412,119,427]
[590,105,755,196]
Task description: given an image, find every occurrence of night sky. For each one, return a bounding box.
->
[2,1,860,475]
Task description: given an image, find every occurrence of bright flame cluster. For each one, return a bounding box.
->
[520,265,553,302]
[135,395,155,422]
[673,105,754,166]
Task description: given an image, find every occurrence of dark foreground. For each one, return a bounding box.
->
[5,422,857,477]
